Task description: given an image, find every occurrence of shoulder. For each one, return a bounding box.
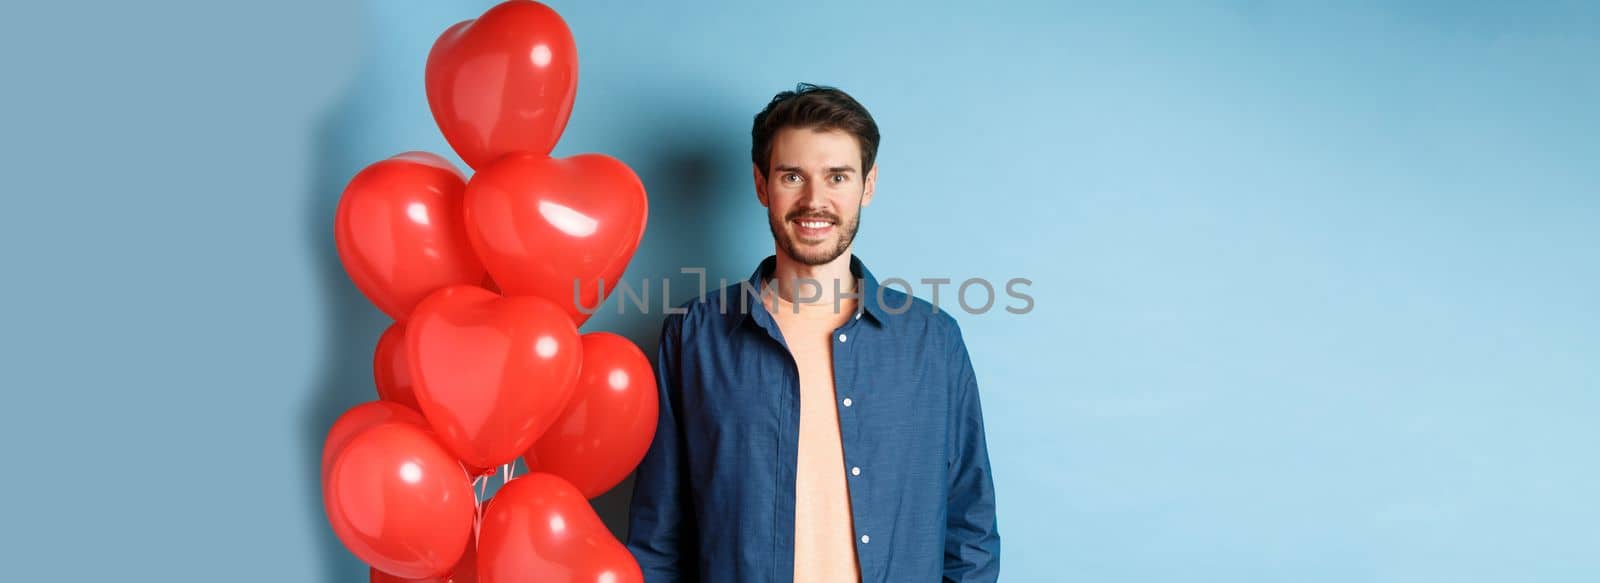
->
[658,281,749,339]
[874,286,965,346]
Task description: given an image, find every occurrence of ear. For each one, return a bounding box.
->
[861,163,878,207]
[753,163,770,208]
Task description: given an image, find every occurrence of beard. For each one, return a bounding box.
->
[768,204,861,266]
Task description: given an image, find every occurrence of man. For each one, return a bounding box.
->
[626,83,1000,582]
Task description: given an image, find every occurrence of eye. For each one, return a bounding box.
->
[783,173,802,183]
[830,174,848,184]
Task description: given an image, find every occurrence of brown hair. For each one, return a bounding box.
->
[751,83,880,178]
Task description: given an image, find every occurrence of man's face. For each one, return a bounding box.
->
[755,127,877,266]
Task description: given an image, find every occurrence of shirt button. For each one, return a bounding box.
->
[855,312,862,320]
[860,535,870,544]
[851,466,861,476]
[842,397,852,408]
[838,333,848,343]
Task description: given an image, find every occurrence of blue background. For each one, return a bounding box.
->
[2,1,1596,581]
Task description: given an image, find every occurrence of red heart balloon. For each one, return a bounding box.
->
[477,473,642,583]
[374,322,420,410]
[464,153,648,326]
[335,152,486,320]
[321,400,428,480]
[524,332,658,499]
[408,285,583,470]
[376,325,501,476]
[324,422,475,580]
[426,0,578,170]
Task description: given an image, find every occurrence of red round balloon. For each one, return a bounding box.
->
[335,152,486,320]
[464,153,647,326]
[525,333,658,498]
[372,520,479,583]
[321,400,427,480]
[324,422,475,580]
[408,285,583,470]
[426,0,578,170]
[374,322,420,410]
[477,473,642,583]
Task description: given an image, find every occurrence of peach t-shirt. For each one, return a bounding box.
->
[767,289,861,583]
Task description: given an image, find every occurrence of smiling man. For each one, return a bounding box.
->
[626,83,1000,582]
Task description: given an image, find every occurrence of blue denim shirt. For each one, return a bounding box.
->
[626,255,1000,582]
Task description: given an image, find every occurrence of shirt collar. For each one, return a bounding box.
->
[727,254,889,333]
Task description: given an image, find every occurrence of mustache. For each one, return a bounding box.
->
[784,210,841,223]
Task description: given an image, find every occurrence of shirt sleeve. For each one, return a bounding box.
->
[944,322,1001,582]
[625,313,699,582]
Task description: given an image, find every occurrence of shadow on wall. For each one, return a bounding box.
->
[301,66,391,583]
[299,8,752,582]
[578,89,754,537]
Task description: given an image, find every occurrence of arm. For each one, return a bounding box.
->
[944,324,1001,583]
[626,314,698,582]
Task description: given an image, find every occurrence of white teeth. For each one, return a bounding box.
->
[798,221,831,228]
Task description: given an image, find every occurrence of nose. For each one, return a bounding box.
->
[795,182,822,208]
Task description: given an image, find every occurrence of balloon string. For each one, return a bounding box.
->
[474,500,483,542]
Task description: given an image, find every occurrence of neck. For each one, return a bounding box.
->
[769,246,856,305]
